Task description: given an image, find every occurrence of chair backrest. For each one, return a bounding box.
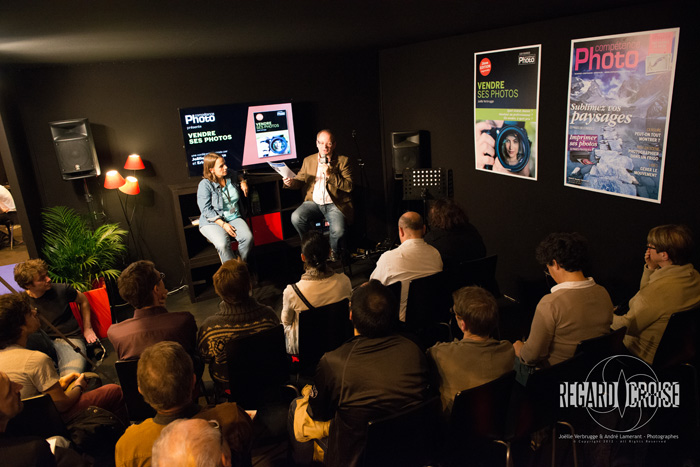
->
[387,281,401,302]
[517,354,584,435]
[449,370,515,442]
[405,272,449,331]
[363,396,441,467]
[114,359,156,422]
[298,298,352,374]
[6,393,70,439]
[447,254,500,298]
[653,307,700,369]
[225,324,290,409]
[574,327,627,366]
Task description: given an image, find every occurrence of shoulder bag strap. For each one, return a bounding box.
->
[291,283,316,311]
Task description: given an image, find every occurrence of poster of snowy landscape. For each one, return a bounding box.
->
[564,28,679,203]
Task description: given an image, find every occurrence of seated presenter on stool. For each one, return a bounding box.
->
[197,153,253,263]
[283,129,353,262]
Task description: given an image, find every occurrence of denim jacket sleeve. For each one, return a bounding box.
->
[197,179,222,224]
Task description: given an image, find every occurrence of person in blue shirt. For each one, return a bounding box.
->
[197,153,253,263]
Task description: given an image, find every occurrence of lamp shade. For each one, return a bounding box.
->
[119,176,140,195]
[104,170,126,189]
[124,153,145,170]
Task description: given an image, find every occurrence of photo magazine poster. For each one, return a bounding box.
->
[564,28,680,203]
[474,44,541,180]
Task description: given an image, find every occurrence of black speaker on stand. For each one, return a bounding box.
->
[49,118,101,226]
[391,131,430,180]
[49,118,100,181]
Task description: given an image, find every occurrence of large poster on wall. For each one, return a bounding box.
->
[474,45,541,180]
[564,28,679,203]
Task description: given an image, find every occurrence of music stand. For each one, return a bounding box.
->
[402,168,453,219]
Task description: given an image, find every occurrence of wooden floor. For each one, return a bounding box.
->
[0,224,29,267]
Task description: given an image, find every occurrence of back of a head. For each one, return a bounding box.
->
[647,224,694,265]
[301,230,331,271]
[535,232,588,272]
[137,341,194,412]
[428,199,468,231]
[350,280,398,338]
[152,418,230,467]
[213,259,250,304]
[399,211,424,235]
[118,260,160,308]
[0,294,31,350]
[452,286,498,338]
[13,259,47,290]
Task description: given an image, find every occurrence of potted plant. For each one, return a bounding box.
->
[41,206,127,292]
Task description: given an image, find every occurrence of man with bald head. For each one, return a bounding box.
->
[283,129,354,261]
[370,211,443,321]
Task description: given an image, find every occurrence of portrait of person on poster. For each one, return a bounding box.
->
[474,45,541,180]
[564,28,679,203]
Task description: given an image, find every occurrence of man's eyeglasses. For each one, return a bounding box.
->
[646,244,657,251]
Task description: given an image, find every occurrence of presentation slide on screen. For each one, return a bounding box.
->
[180,102,297,176]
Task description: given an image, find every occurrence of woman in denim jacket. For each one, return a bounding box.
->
[197,153,253,262]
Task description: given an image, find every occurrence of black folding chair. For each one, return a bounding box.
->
[6,393,70,439]
[115,359,156,422]
[363,396,441,467]
[297,298,352,376]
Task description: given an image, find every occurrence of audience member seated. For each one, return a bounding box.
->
[427,286,514,417]
[370,211,443,322]
[0,185,20,248]
[115,341,253,467]
[281,231,352,355]
[611,224,700,364]
[108,261,197,361]
[0,370,87,467]
[198,260,280,393]
[14,259,97,376]
[152,418,233,467]
[0,293,125,423]
[291,280,429,467]
[424,199,486,270]
[513,232,613,369]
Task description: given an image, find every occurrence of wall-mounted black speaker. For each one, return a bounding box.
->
[391,130,430,179]
[49,118,100,180]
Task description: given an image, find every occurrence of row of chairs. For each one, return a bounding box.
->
[360,310,700,467]
[8,309,698,466]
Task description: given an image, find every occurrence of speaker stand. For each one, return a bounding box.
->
[83,179,101,229]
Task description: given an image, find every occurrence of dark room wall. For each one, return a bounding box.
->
[1,51,383,288]
[379,1,700,307]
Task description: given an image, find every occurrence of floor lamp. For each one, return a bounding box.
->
[103,158,144,260]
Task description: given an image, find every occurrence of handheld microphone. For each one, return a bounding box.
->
[321,155,328,165]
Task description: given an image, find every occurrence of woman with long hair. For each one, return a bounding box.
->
[424,198,486,270]
[197,153,253,262]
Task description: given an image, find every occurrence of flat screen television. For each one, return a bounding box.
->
[179,101,298,177]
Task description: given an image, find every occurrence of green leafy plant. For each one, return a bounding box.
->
[41,206,127,292]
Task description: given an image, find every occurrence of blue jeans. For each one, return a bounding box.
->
[291,201,346,255]
[199,217,253,263]
[54,337,87,377]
